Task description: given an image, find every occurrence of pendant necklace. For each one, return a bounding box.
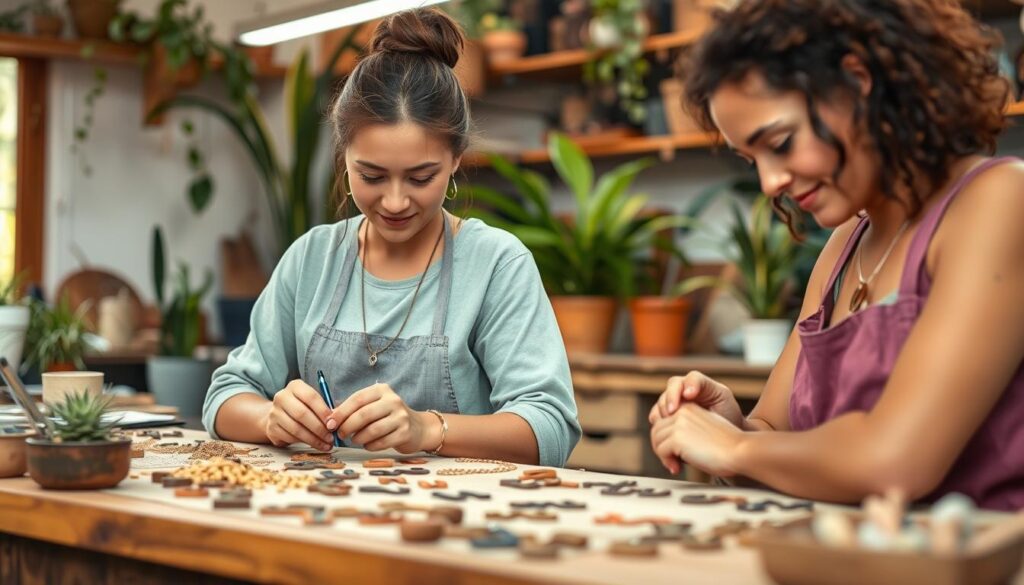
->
[361,217,445,367]
[849,218,911,313]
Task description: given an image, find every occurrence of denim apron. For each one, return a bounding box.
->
[789,156,1024,510]
[302,216,460,447]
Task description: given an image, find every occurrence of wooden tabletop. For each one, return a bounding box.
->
[0,430,813,585]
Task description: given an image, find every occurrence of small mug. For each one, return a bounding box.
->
[41,371,104,406]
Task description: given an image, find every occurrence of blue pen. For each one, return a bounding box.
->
[316,369,342,448]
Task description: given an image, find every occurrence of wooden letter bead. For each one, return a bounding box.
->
[378,477,408,485]
[174,487,210,498]
[161,477,193,488]
[151,471,170,483]
[213,497,251,510]
[363,458,395,468]
[550,532,589,549]
[427,506,463,525]
[418,480,448,489]
[610,540,659,557]
[400,519,445,542]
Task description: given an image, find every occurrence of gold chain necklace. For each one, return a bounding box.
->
[360,217,445,367]
[849,218,911,312]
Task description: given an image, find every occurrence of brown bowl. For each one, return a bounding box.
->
[755,516,1024,585]
[0,431,31,478]
[25,437,132,489]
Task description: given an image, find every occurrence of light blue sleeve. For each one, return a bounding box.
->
[473,252,581,467]
[201,234,307,439]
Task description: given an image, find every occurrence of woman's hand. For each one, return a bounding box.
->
[261,379,335,451]
[649,371,745,429]
[328,383,431,453]
[650,403,745,477]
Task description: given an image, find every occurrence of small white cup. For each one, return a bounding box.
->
[41,371,104,406]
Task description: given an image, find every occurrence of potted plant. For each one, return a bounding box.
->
[675,196,820,364]
[66,0,120,40]
[479,12,527,65]
[146,226,213,417]
[584,0,650,124]
[22,294,94,373]
[25,390,131,489]
[626,187,719,357]
[466,132,690,354]
[31,0,63,37]
[446,0,501,96]
[0,274,30,375]
[109,0,255,127]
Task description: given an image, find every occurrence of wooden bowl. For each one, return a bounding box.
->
[755,516,1024,585]
[0,430,31,478]
[25,437,132,489]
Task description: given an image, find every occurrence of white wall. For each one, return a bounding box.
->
[26,0,315,339]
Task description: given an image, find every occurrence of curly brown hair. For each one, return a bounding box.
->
[683,0,1009,229]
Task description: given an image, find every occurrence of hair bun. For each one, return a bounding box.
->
[369,8,464,69]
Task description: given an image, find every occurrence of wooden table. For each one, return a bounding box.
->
[0,430,822,585]
[567,353,771,478]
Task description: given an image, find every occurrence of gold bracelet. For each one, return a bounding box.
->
[425,409,448,456]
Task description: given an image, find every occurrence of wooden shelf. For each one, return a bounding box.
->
[488,30,702,79]
[0,32,143,64]
[467,100,1024,167]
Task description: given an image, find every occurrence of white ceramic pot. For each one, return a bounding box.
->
[0,305,30,373]
[588,17,621,48]
[147,356,213,418]
[41,371,104,405]
[742,319,791,366]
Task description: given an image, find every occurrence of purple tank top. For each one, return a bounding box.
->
[789,157,1024,511]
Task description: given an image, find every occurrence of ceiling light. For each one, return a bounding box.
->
[237,0,452,47]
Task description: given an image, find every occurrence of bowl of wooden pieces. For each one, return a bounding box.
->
[754,490,1024,585]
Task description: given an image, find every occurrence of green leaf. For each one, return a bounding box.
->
[188,174,213,213]
[151,226,165,307]
[548,132,593,217]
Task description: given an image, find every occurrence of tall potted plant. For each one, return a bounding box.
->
[146,226,213,417]
[466,132,689,354]
[0,275,30,373]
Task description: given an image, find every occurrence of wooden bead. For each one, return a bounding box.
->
[400,519,445,542]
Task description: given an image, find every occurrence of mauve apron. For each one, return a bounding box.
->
[790,157,1024,510]
[302,216,460,447]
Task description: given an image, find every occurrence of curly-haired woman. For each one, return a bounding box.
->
[649,0,1024,510]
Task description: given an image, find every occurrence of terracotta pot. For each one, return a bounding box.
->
[33,14,64,37]
[66,0,120,40]
[0,431,31,478]
[482,30,527,65]
[25,437,132,490]
[549,296,618,354]
[629,296,693,357]
[454,38,485,97]
[45,362,78,373]
[150,44,201,88]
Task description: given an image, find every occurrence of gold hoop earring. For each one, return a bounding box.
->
[342,170,353,197]
[445,175,458,200]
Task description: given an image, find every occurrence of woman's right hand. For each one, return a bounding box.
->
[261,379,336,451]
[649,371,745,430]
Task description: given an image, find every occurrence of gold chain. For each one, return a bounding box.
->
[437,458,518,476]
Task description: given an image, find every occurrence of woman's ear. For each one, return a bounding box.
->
[841,54,872,97]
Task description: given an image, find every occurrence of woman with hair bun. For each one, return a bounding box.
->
[203,8,580,467]
[649,0,1024,510]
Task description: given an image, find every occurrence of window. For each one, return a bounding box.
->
[0,57,15,284]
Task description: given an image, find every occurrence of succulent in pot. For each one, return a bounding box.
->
[25,390,131,490]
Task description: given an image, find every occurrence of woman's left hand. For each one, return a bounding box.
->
[650,403,745,477]
[328,383,430,453]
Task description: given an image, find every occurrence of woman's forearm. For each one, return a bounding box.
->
[732,412,925,503]
[418,411,539,464]
[213,393,274,444]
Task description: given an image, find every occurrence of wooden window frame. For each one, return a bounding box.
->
[14,57,45,287]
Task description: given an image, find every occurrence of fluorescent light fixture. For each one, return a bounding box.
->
[237,0,452,46]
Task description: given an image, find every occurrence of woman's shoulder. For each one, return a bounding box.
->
[941,157,1024,239]
[454,217,532,266]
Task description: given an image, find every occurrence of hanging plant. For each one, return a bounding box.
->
[70,65,107,177]
[583,0,650,124]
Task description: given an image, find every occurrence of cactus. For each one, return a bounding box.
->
[50,390,118,443]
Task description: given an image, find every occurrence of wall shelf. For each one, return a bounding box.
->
[488,30,701,80]
[467,101,1024,167]
[0,32,143,65]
